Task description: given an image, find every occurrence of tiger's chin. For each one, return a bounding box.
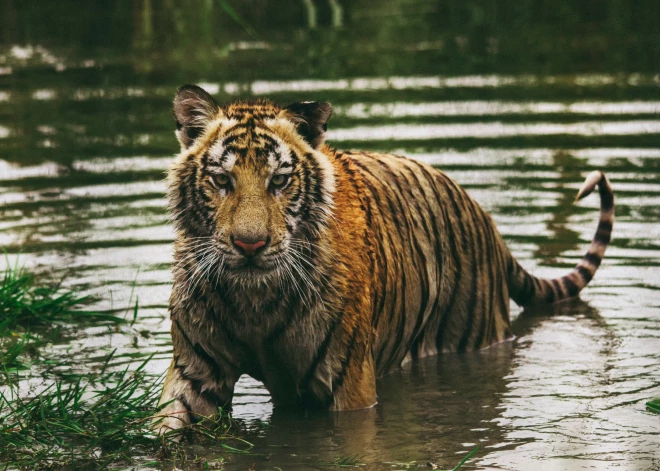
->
[222,257,283,288]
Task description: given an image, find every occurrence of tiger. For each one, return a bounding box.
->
[153,84,614,435]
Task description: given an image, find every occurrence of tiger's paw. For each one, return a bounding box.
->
[152,399,191,441]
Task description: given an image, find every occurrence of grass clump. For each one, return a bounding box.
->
[0,261,123,331]
[0,360,162,469]
[0,262,244,470]
[0,359,241,470]
[0,261,126,371]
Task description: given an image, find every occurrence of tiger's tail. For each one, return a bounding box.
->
[508,171,614,306]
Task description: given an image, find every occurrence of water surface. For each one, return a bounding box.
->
[1,1,659,469]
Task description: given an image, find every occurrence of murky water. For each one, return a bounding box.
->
[1,1,659,469]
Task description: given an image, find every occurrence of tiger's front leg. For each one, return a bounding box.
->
[331,353,378,411]
[153,320,236,437]
[153,361,234,437]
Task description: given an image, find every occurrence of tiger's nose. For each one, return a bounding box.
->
[232,236,269,256]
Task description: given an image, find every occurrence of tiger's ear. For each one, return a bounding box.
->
[281,101,333,149]
[173,85,220,149]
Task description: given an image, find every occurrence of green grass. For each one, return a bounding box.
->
[0,260,126,372]
[449,446,480,470]
[0,262,242,470]
[1,359,162,469]
[0,260,122,331]
[0,359,242,470]
[646,397,660,414]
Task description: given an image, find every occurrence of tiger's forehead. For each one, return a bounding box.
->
[205,116,293,173]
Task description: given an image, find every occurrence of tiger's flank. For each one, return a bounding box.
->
[153,85,613,435]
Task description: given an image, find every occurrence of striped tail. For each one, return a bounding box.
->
[508,170,614,306]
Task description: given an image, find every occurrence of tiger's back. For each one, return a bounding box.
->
[346,151,513,376]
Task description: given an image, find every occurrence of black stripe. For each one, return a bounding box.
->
[597,219,613,232]
[173,318,238,371]
[205,138,235,167]
[457,200,483,352]
[300,313,344,392]
[393,162,434,241]
[576,265,593,283]
[372,175,405,368]
[474,215,496,349]
[494,249,510,340]
[332,322,362,390]
[407,163,444,267]
[350,160,396,352]
[187,168,214,230]
[439,175,471,253]
[221,134,240,148]
[563,277,580,297]
[472,220,490,349]
[434,176,466,352]
[265,293,299,344]
[410,337,420,361]
[175,367,231,408]
[386,265,409,371]
[305,153,326,206]
[361,188,389,336]
[286,207,301,217]
[172,170,190,219]
[595,220,613,244]
[595,229,612,245]
[483,216,497,345]
[549,279,561,302]
[372,160,426,370]
[257,133,278,147]
[584,252,602,267]
[357,184,401,368]
[177,394,201,424]
[598,183,614,211]
[288,181,303,205]
[401,163,443,356]
[298,159,314,220]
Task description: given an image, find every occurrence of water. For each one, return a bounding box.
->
[1,1,659,469]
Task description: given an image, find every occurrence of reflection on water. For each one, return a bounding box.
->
[1,0,659,469]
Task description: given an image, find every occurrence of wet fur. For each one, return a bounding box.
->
[154,86,614,435]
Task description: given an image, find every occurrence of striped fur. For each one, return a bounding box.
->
[154,86,614,435]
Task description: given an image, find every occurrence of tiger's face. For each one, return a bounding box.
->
[168,85,335,286]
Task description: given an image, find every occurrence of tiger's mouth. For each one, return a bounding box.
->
[232,259,276,273]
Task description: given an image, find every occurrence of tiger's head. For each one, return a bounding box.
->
[167,85,336,287]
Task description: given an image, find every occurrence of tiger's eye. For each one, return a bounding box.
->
[212,174,230,188]
[271,174,289,188]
